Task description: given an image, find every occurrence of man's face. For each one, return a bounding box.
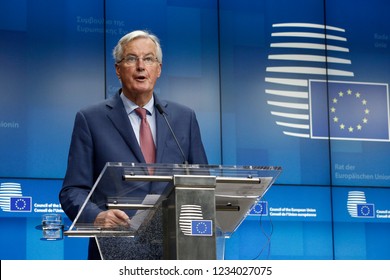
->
[115,37,162,99]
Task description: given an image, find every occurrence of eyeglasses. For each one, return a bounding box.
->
[118,55,158,66]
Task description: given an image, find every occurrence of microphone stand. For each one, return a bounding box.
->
[156,104,190,175]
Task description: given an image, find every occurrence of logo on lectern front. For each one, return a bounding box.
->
[179,204,213,236]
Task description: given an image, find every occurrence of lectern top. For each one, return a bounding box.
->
[65,162,282,237]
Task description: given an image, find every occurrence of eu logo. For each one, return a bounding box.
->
[191,220,213,236]
[10,197,32,212]
[250,201,268,215]
[356,203,375,218]
[310,80,389,141]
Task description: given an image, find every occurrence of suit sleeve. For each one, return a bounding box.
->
[59,111,102,223]
[188,110,209,165]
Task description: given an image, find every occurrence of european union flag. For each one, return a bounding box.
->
[310,80,390,141]
[191,220,213,236]
[357,203,375,218]
[10,196,32,212]
[250,201,268,215]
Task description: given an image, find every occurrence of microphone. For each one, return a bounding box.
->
[155,104,188,165]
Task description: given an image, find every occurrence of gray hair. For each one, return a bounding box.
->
[112,30,162,63]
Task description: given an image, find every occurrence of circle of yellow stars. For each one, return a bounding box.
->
[195,221,209,234]
[330,89,369,133]
[13,198,27,210]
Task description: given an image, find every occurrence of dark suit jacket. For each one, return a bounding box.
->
[59,91,208,259]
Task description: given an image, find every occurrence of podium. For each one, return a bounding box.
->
[64,163,281,260]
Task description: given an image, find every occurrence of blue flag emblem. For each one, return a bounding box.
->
[310,80,390,141]
[250,201,268,215]
[10,197,32,212]
[191,220,213,236]
[356,203,375,218]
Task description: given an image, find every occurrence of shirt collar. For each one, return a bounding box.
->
[120,93,155,115]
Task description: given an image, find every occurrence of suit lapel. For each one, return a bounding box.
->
[105,92,145,163]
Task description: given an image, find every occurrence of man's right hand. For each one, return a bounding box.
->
[93,209,131,228]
